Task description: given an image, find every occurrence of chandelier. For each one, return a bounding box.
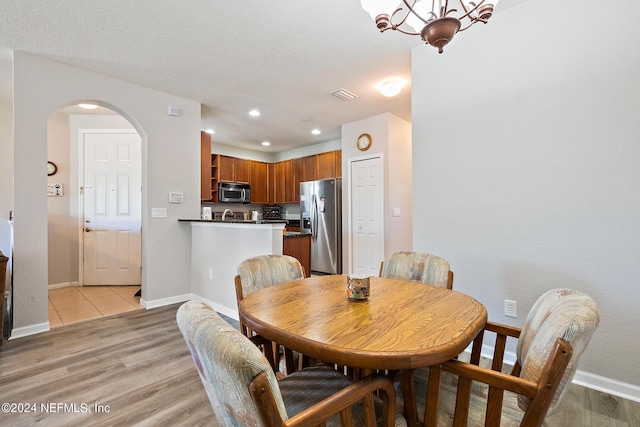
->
[361,0,499,53]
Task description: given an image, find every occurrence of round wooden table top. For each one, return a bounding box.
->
[239,275,487,370]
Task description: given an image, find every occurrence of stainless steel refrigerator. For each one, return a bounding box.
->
[300,178,342,274]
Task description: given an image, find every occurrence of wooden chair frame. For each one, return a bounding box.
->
[378,261,454,290]
[249,371,397,427]
[424,321,573,427]
[235,274,298,375]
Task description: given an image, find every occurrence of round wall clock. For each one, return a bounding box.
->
[357,133,372,151]
[47,161,58,176]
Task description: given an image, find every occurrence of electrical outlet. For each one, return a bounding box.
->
[504,299,517,318]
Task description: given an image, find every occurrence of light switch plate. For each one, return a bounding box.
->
[47,183,64,197]
[151,207,167,218]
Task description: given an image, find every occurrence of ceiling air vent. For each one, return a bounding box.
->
[330,88,358,101]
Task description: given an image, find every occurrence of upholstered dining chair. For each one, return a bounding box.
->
[379,251,453,289]
[235,254,305,375]
[417,288,599,427]
[177,301,407,427]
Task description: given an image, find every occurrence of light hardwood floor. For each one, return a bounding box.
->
[0,304,638,426]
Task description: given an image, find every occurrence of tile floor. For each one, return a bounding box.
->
[48,285,143,328]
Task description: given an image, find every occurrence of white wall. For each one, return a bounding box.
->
[411,0,640,395]
[342,113,413,272]
[46,112,73,286]
[12,52,201,334]
[0,101,13,257]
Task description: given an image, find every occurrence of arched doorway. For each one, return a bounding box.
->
[47,103,143,327]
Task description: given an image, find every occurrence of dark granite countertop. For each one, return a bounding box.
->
[179,219,287,224]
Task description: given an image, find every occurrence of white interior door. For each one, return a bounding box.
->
[350,156,383,276]
[83,132,142,286]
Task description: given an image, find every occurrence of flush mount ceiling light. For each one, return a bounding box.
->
[78,103,98,109]
[361,0,499,54]
[261,141,271,146]
[377,78,405,97]
[249,109,261,117]
[311,129,321,135]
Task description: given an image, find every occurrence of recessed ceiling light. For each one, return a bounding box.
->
[78,103,98,109]
[377,78,406,97]
[261,141,271,146]
[204,128,215,134]
[249,109,261,117]
[311,129,321,135]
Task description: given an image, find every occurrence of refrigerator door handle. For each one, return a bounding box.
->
[311,194,318,239]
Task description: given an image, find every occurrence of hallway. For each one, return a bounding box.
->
[48,286,142,327]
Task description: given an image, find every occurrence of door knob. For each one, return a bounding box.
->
[84,227,92,232]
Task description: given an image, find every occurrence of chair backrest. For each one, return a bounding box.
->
[236,255,304,301]
[177,301,288,427]
[516,288,600,414]
[379,251,452,289]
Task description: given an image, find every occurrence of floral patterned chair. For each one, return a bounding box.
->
[177,301,407,427]
[419,288,599,427]
[235,255,305,374]
[379,251,453,289]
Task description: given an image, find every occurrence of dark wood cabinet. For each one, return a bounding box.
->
[283,235,311,278]
[218,155,235,182]
[316,151,336,180]
[200,131,213,201]
[249,160,269,204]
[273,160,293,204]
[234,158,249,183]
[205,150,341,204]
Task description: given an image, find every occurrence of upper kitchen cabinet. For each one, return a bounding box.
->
[200,131,214,201]
[273,160,294,204]
[316,151,337,180]
[218,155,249,183]
[249,160,270,204]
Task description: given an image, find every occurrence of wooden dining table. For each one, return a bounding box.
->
[238,274,487,426]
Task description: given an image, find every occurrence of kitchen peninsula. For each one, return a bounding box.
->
[181,219,286,319]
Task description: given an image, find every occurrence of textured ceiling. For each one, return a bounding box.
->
[0,0,525,152]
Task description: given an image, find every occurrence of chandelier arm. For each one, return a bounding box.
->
[401,0,434,25]
[455,0,486,22]
[390,1,415,28]
[457,22,475,32]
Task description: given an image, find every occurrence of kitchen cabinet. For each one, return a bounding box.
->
[316,151,336,180]
[205,150,342,204]
[200,131,213,201]
[218,155,249,183]
[283,234,311,278]
[249,160,270,204]
[273,160,293,204]
[293,155,317,202]
[218,155,235,182]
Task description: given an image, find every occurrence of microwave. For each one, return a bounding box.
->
[218,182,251,203]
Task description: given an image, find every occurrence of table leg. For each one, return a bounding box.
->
[400,368,417,427]
[424,365,442,427]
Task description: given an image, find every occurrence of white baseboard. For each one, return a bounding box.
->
[9,321,50,339]
[141,293,192,309]
[48,281,79,290]
[475,344,640,403]
[141,293,238,320]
